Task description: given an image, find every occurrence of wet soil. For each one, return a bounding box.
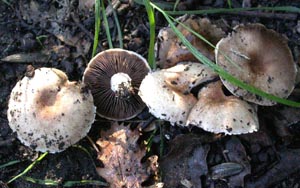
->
[1,0,300,188]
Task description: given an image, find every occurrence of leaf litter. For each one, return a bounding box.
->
[96,122,158,188]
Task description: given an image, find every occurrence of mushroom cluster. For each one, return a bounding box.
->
[7,67,96,153]
[139,62,217,126]
[140,20,298,135]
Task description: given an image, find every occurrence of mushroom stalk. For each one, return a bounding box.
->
[110,72,134,98]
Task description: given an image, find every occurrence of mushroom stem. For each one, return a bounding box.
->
[110,72,134,98]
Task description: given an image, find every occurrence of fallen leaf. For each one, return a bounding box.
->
[96,122,158,188]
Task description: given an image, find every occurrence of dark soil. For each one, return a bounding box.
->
[1,0,300,188]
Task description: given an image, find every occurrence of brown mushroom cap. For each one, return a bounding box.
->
[83,48,150,121]
[215,23,297,105]
[187,81,259,135]
[155,15,225,69]
[7,68,96,153]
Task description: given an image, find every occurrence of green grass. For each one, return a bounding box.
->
[22,176,108,187]
[108,0,123,48]
[92,0,101,57]
[7,152,48,184]
[227,0,232,8]
[1,0,11,6]
[166,6,300,15]
[0,160,21,169]
[101,0,113,49]
[144,0,156,69]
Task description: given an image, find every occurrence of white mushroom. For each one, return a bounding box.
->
[7,67,96,153]
[139,62,217,126]
[187,81,259,135]
[139,71,197,126]
[162,62,217,94]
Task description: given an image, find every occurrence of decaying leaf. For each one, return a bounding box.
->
[160,134,215,188]
[96,123,158,188]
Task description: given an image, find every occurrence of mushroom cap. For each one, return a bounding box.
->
[139,71,197,126]
[7,68,96,153]
[215,23,297,105]
[187,81,259,135]
[162,62,217,94]
[83,48,150,121]
[155,15,225,68]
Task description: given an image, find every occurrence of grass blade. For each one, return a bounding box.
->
[173,0,180,11]
[0,160,21,169]
[101,0,113,49]
[21,176,108,187]
[144,0,156,69]
[22,176,59,186]
[63,180,108,187]
[108,0,123,48]
[227,0,232,8]
[170,16,242,71]
[151,2,300,107]
[7,152,48,184]
[165,6,300,15]
[92,0,101,57]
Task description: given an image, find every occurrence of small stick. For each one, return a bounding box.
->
[222,11,297,21]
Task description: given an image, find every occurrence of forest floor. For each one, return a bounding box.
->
[1,0,300,188]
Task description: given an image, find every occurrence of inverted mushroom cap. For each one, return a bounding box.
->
[139,71,197,126]
[7,68,96,153]
[83,48,150,121]
[156,15,225,68]
[215,23,297,105]
[187,81,259,135]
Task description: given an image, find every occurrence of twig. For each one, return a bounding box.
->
[86,136,100,153]
[223,11,297,20]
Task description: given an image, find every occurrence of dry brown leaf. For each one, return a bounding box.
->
[96,122,158,188]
